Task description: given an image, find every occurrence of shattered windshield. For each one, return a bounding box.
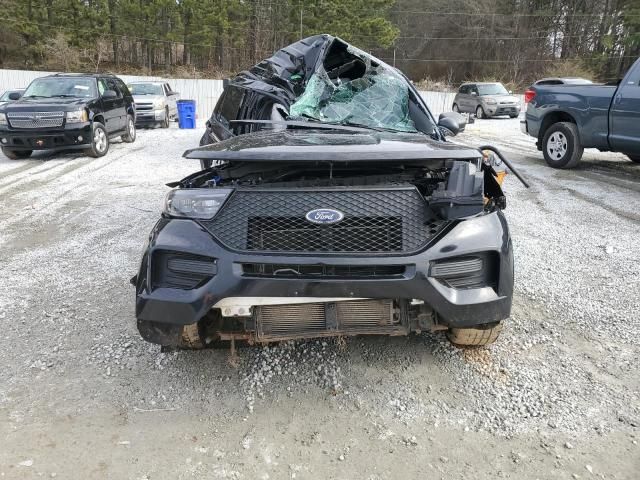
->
[289,45,417,133]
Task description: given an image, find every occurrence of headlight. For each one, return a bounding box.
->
[164,188,232,219]
[0,113,7,126]
[66,109,88,123]
[153,99,165,109]
[484,98,497,105]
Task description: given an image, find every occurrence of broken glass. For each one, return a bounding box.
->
[289,46,417,133]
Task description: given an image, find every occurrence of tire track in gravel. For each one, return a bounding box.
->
[0,143,148,200]
[0,159,50,180]
[0,159,69,188]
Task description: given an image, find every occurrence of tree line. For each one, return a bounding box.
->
[1,0,639,87]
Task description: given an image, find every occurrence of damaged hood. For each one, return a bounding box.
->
[185,129,480,163]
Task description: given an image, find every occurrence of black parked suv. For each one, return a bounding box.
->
[0,73,136,159]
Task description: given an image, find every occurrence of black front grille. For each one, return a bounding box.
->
[242,263,406,278]
[203,187,444,254]
[247,216,402,252]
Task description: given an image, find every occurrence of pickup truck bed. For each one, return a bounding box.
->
[521,58,640,168]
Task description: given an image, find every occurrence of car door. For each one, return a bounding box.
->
[165,83,178,118]
[104,78,126,132]
[97,78,116,131]
[609,64,640,154]
[469,85,480,111]
[457,85,469,112]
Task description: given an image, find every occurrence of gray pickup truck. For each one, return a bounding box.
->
[521,58,640,168]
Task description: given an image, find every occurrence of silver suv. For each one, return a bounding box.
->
[128,81,179,128]
[453,82,520,119]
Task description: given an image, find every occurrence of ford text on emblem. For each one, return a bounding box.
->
[305,208,344,224]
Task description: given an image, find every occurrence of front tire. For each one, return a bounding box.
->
[84,122,109,158]
[447,322,503,346]
[476,105,486,119]
[121,115,136,143]
[2,148,32,160]
[542,122,583,169]
[626,154,640,163]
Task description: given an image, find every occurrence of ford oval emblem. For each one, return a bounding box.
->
[305,208,344,224]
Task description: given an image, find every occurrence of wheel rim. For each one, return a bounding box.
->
[547,131,568,160]
[453,104,458,112]
[94,128,107,152]
[128,118,135,138]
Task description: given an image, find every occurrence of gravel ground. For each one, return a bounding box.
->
[0,119,638,479]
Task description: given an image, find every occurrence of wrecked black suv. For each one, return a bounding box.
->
[133,35,523,350]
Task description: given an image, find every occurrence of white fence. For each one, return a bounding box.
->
[0,69,523,120]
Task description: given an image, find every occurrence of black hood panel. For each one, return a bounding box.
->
[2,97,94,112]
[185,129,480,163]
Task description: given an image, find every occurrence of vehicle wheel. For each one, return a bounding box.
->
[84,122,109,158]
[162,108,170,128]
[121,115,136,143]
[1,148,32,160]
[447,322,503,347]
[452,103,459,113]
[626,154,640,163]
[476,105,486,119]
[542,122,583,169]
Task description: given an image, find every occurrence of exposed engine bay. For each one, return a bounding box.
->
[170,155,506,222]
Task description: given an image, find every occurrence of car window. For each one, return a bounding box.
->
[128,83,164,96]
[116,79,131,96]
[23,77,97,98]
[458,85,466,94]
[217,86,245,125]
[97,79,108,96]
[477,83,509,95]
[0,91,11,101]
[106,79,123,98]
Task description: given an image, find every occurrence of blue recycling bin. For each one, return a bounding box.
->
[177,100,196,129]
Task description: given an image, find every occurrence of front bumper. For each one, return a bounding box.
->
[484,105,521,117]
[135,109,166,124]
[0,123,92,151]
[134,211,514,329]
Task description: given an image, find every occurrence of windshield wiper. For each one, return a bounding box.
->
[23,95,47,99]
[50,94,77,98]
